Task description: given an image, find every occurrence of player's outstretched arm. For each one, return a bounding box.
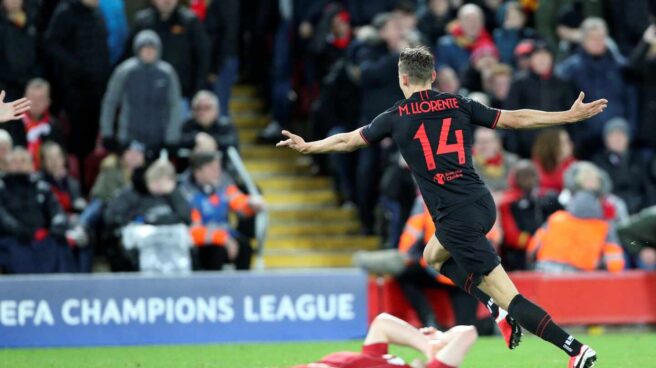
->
[496,91,607,129]
[0,91,31,123]
[276,128,367,154]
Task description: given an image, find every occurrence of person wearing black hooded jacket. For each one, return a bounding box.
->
[45,0,110,161]
[130,0,209,101]
[0,0,40,100]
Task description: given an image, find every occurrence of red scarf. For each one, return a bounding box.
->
[448,22,495,52]
[330,11,352,50]
[22,112,52,169]
[190,0,207,21]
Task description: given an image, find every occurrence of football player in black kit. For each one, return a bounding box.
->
[277,47,605,368]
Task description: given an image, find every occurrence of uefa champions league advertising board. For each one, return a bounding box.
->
[0,270,368,347]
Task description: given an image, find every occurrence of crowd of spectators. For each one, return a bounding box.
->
[1,0,656,280]
[0,0,262,274]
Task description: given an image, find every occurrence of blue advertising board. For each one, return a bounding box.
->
[0,269,368,347]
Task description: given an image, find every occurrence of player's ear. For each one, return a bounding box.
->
[431,70,437,83]
[402,74,410,87]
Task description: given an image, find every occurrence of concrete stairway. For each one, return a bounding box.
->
[230,85,379,268]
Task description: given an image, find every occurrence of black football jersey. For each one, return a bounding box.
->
[360,89,500,220]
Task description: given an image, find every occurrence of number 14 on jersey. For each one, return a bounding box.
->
[413,117,465,171]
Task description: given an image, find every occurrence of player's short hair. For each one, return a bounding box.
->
[399,46,435,85]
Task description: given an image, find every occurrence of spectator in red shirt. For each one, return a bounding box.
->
[532,128,575,192]
[295,313,478,368]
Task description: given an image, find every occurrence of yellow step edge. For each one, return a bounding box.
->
[264,191,336,205]
[232,85,258,97]
[256,177,331,191]
[268,222,361,237]
[269,207,357,221]
[263,253,355,268]
[265,236,379,250]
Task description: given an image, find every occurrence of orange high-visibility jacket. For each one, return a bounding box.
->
[527,210,625,272]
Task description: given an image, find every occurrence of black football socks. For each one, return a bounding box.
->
[439,258,500,319]
[508,294,582,356]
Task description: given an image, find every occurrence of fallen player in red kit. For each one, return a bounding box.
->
[294,313,478,368]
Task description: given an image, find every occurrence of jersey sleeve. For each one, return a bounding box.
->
[463,97,501,129]
[360,111,394,144]
[361,342,388,356]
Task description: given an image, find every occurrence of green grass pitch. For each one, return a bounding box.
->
[1,333,654,367]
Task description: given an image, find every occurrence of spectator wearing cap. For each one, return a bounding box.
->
[628,24,656,149]
[505,42,574,158]
[180,152,265,271]
[592,118,654,214]
[101,29,182,159]
[556,17,637,156]
[435,3,495,74]
[180,90,238,159]
[493,1,538,66]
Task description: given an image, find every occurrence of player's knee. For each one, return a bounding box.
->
[423,246,443,269]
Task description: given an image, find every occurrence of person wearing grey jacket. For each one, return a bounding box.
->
[100,30,181,158]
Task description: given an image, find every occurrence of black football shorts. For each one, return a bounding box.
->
[433,192,501,279]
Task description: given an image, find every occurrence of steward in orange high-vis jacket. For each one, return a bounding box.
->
[528,191,625,273]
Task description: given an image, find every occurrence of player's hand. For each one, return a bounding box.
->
[567,91,607,123]
[0,90,31,123]
[276,130,311,153]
